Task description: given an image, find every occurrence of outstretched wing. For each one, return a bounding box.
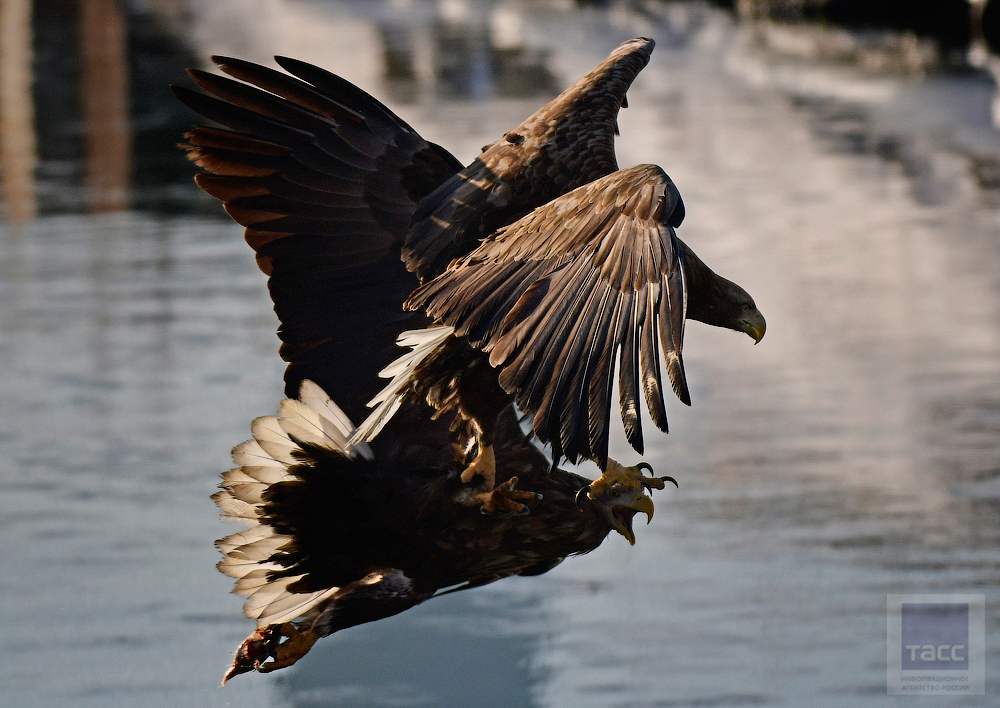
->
[173,57,462,420]
[407,164,689,466]
[401,37,660,282]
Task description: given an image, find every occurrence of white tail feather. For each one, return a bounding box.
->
[248,583,341,626]
[221,468,258,485]
[239,465,292,485]
[351,326,454,444]
[231,439,287,468]
[212,491,257,521]
[214,380,371,627]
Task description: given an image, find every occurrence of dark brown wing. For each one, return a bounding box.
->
[402,37,662,282]
[407,164,689,466]
[173,57,462,420]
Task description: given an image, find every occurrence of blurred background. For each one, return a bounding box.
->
[1,1,999,706]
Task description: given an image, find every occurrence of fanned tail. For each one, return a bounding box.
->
[213,380,372,627]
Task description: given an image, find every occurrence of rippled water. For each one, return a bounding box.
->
[2,2,999,707]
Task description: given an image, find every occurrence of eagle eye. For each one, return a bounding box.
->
[608,488,620,499]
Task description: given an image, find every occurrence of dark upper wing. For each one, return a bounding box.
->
[402,159,516,282]
[401,37,661,283]
[407,164,689,466]
[173,57,462,420]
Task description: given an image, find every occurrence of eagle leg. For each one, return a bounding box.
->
[473,475,540,515]
[586,458,678,499]
[460,442,496,490]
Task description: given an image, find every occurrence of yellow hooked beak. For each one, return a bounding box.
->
[740,309,766,344]
[610,489,655,546]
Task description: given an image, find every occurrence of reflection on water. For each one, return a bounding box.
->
[280,587,542,708]
[377,0,559,102]
[2,1,1000,707]
[735,0,973,64]
[8,0,202,217]
[79,0,132,212]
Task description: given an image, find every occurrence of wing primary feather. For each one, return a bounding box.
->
[185,126,291,155]
[172,85,311,145]
[494,260,588,393]
[503,261,594,422]
[565,285,617,464]
[273,56,419,135]
[187,69,335,136]
[209,56,390,158]
[588,293,628,465]
[551,278,614,461]
[640,282,669,432]
[661,228,690,405]
[618,287,644,454]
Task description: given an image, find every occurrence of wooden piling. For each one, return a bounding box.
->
[79,0,131,212]
[0,0,38,222]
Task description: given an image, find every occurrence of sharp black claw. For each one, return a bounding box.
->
[639,475,678,490]
[480,506,490,515]
[533,492,544,500]
[518,506,531,515]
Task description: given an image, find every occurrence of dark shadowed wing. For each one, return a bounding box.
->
[407,164,690,466]
[173,57,462,420]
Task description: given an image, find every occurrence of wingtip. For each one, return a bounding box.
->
[210,55,245,69]
[677,382,691,406]
[273,55,307,74]
[623,420,644,455]
[171,83,203,109]
[674,380,691,406]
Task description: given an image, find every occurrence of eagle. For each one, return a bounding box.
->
[174,37,765,681]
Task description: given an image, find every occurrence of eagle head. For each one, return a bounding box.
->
[576,462,676,545]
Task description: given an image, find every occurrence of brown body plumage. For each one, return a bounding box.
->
[176,38,760,680]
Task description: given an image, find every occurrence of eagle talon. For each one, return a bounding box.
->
[473,476,537,515]
[647,475,678,490]
[587,458,676,498]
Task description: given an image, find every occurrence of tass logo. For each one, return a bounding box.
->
[901,603,969,671]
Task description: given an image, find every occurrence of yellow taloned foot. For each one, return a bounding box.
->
[460,444,496,490]
[586,458,675,500]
